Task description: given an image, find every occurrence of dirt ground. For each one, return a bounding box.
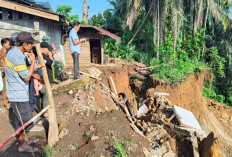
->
[0,63,232,157]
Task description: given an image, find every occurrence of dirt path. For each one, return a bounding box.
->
[0,98,47,157]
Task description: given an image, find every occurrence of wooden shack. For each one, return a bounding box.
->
[64,25,121,67]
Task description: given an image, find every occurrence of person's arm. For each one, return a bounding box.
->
[73,39,85,45]
[23,52,35,82]
[0,51,5,73]
[32,73,43,83]
[34,64,43,70]
[48,52,54,66]
[51,43,56,54]
[43,54,53,66]
[71,30,85,45]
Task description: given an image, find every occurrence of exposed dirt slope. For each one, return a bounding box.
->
[130,67,232,156]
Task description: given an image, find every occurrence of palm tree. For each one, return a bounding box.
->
[111,0,231,54]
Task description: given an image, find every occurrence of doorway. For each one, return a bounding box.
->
[90,39,101,64]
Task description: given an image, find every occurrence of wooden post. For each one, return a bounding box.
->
[34,22,59,147]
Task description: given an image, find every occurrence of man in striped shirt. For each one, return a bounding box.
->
[6,32,38,153]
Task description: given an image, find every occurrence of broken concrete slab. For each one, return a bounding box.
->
[87,67,102,77]
[173,105,202,131]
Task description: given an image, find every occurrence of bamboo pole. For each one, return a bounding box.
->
[34,22,59,147]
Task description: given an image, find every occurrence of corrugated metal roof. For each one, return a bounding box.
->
[81,25,121,42]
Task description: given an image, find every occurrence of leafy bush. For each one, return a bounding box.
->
[203,84,225,103]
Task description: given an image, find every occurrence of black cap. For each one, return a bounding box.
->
[40,42,52,51]
[17,31,39,44]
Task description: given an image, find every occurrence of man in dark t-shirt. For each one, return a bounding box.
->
[40,42,53,83]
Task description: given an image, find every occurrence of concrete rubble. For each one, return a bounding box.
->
[116,87,218,157]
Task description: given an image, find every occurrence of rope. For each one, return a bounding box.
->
[15,105,26,134]
[15,105,35,157]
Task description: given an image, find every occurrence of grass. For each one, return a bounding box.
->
[113,138,131,157]
[83,131,91,137]
[69,144,78,151]
[41,145,58,157]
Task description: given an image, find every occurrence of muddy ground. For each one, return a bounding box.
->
[0,63,232,157]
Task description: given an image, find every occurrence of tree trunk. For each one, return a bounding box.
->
[202,0,209,57]
[190,0,195,29]
[204,0,209,37]
[128,0,155,45]
[157,0,160,60]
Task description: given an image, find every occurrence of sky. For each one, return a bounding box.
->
[39,0,113,19]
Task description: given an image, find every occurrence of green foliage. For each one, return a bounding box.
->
[69,144,78,151]
[104,38,138,62]
[41,146,57,157]
[151,24,205,82]
[203,84,225,103]
[89,9,122,29]
[89,13,105,27]
[56,5,79,22]
[83,131,90,137]
[113,138,131,157]
[41,145,66,157]
[207,46,226,78]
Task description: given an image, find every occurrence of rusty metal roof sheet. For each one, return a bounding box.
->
[81,25,121,42]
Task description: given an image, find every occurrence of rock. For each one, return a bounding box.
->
[91,135,99,141]
[59,129,68,139]
[199,132,224,157]
[162,151,176,157]
[221,113,229,120]
[161,141,171,154]
[89,125,94,131]
[59,118,67,132]
[90,96,95,101]
[74,93,79,98]
[68,90,74,95]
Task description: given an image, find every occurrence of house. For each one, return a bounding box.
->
[0,0,67,50]
[64,25,121,67]
[0,0,121,68]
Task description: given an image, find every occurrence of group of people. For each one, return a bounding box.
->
[0,22,83,153]
[0,32,56,153]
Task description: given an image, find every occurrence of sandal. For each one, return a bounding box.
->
[18,145,38,153]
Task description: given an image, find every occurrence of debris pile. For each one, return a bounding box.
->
[56,66,226,156]
[101,80,223,156]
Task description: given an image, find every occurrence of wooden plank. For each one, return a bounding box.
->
[34,22,59,147]
[0,0,59,21]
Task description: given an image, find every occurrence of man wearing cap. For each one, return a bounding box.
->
[69,22,85,79]
[5,31,38,153]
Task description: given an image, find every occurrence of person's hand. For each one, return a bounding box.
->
[80,39,86,43]
[28,52,35,62]
[52,43,56,50]
[35,64,44,69]
[51,43,55,49]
